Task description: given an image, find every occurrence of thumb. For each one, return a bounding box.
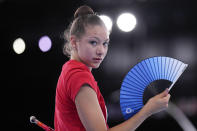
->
[157,88,169,98]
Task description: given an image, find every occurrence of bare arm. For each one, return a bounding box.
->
[110,88,171,131]
[75,86,170,131]
[75,85,107,131]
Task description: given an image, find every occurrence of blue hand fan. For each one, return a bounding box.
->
[120,56,188,120]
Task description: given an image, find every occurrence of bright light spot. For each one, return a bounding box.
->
[39,35,52,52]
[13,38,26,54]
[117,13,137,32]
[100,15,113,32]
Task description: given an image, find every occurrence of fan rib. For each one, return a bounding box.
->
[172,63,183,82]
[169,60,178,81]
[159,57,161,79]
[169,58,176,81]
[127,72,146,87]
[166,57,171,80]
[121,82,144,93]
[168,58,174,80]
[151,58,158,80]
[124,76,145,91]
[147,58,157,81]
[163,57,167,79]
[133,67,149,86]
[144,60,155,81]
[120,99,143,104]
[121,104,143,112]
[120,102,143,107]
[121,87,143,96]
[138,62,152,84]
[155,57,160,79]
[160,57,163,79]
[141,61,154,82]
[156,57,160,79]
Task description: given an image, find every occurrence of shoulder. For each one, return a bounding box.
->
[62,60,90,74]
[62,60,98,100]
[66,60,94,82]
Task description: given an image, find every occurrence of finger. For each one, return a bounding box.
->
[157,88,169,98]
[166,94,171,101]
[162,94,171,103]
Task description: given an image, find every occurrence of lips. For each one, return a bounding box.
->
[93,58,102,62]
[93,58,102,60]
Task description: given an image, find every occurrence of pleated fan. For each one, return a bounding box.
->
[120,56,188,120]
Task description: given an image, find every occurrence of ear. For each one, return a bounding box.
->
[70,35,78,49]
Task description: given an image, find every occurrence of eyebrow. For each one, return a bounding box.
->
[87,36,110,42]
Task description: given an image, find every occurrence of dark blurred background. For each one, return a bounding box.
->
[1,0,197,130]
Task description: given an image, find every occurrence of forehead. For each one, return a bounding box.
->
[83,25,109,39]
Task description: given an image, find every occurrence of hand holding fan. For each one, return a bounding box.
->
[120,56,188,120]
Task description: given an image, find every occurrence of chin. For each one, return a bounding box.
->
[92,63,101,69]
[93,66,100,69]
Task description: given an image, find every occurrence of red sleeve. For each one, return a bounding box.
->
[67,71,97,102]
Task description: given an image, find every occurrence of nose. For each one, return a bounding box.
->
[96,44,105,56]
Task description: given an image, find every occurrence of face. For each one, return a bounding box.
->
[72,25,109,70]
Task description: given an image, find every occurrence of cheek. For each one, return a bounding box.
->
[104,47,108,56]
[87,48,96,58]
[78,46,94,58]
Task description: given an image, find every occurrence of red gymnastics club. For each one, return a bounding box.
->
[30,116,54,131]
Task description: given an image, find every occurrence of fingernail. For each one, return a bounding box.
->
[166,88,169,92]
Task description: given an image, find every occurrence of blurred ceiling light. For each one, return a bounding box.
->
[117,13,137,32]
[13,38,26,54]
[100,15,113,32]
[38,35,52,52]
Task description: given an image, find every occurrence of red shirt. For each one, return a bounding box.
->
[54,60,108,131]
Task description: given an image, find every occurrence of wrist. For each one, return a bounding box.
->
[140,104,152,118]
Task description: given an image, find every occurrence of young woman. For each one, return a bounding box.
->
[54,5,171,131]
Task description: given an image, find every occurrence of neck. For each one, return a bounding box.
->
[70,55,92,71]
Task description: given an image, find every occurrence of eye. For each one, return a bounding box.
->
[89,40,97,46]
[103,42,110,47]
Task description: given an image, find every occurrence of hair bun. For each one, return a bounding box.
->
[74,5,94,19]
